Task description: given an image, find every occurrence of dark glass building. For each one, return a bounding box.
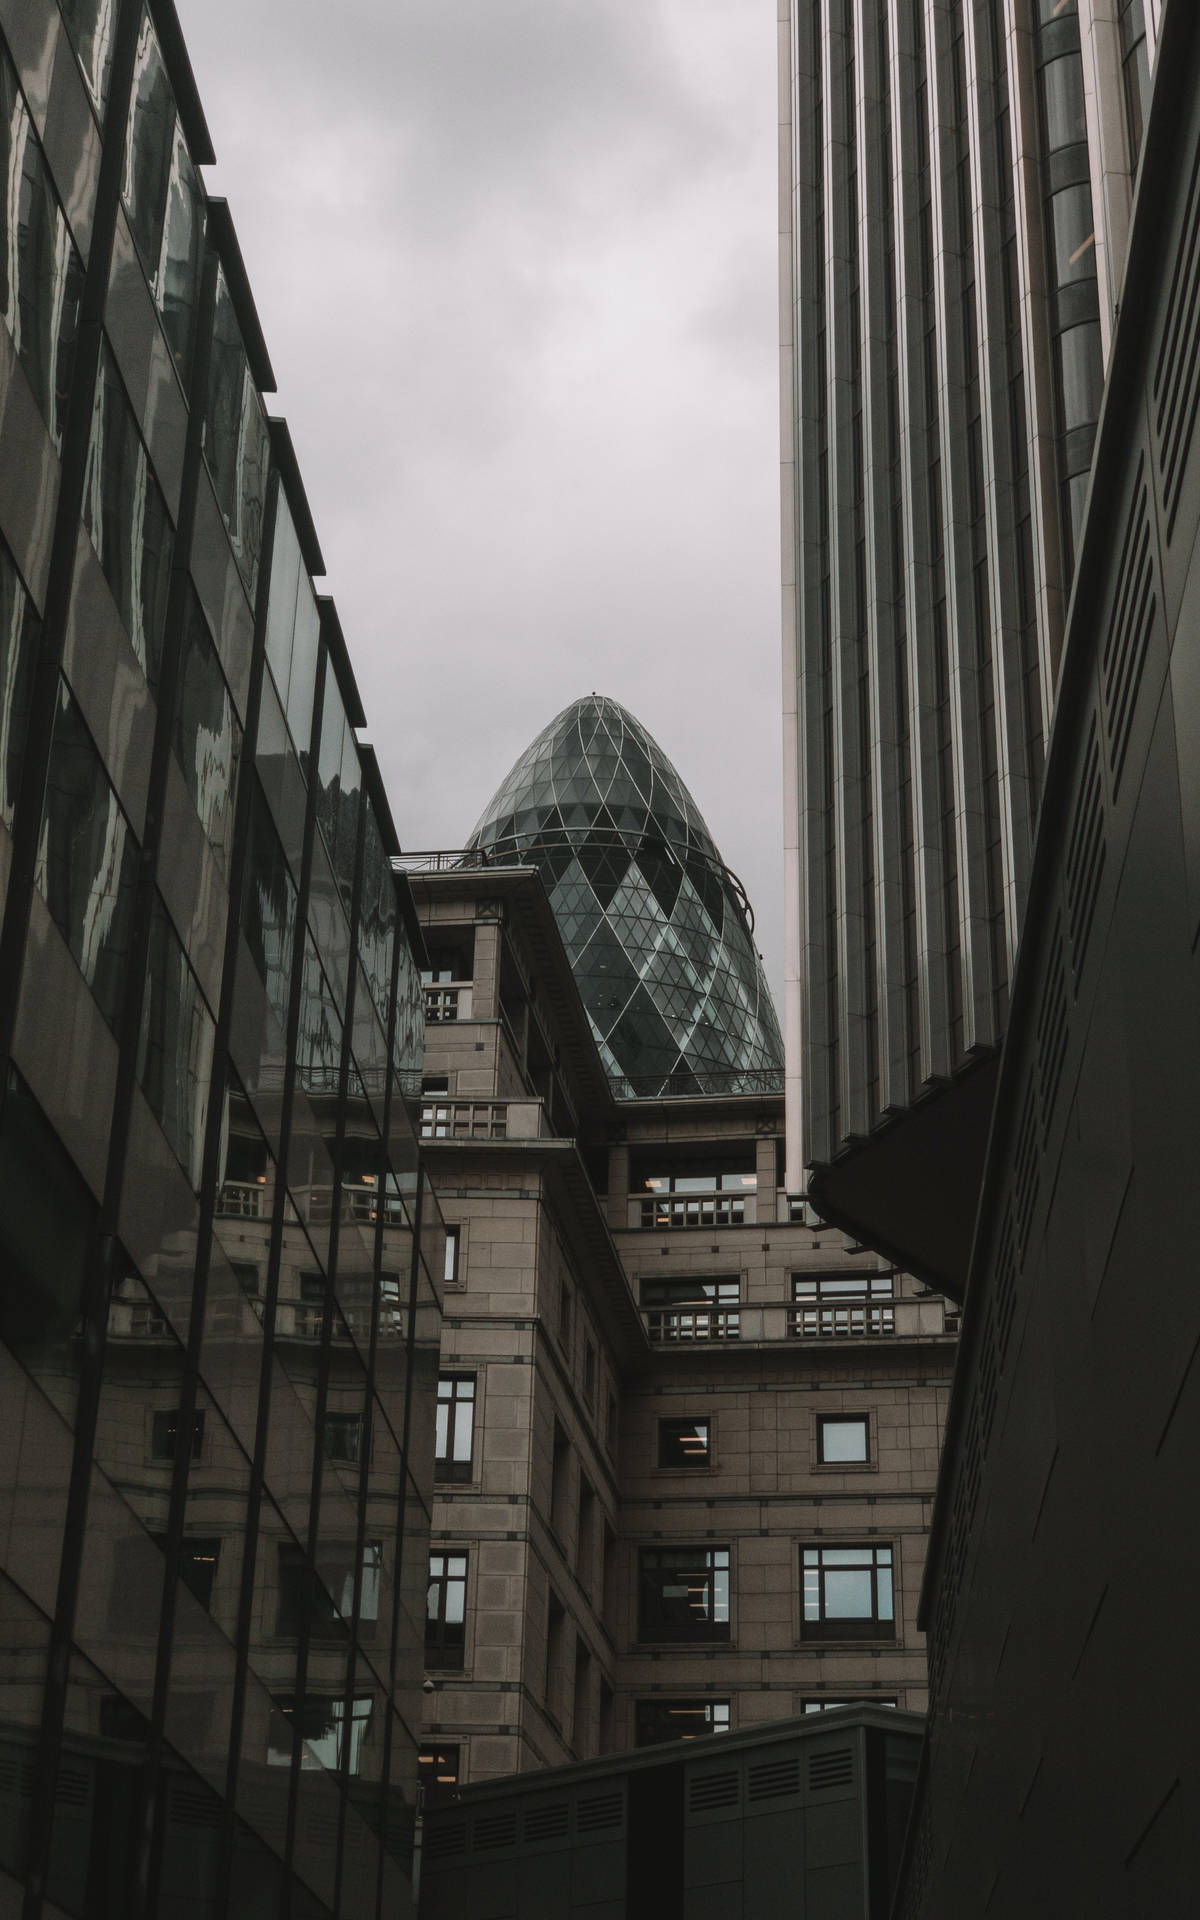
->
[467,694,784,1098]
[0,3,442,1916]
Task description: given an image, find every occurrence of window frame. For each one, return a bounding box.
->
[638,1545,731,1644]
[426,1551,468,1670]
[635,1698,731,1746]
[815,1413,871,1467]
[434,1373,476,1485]
[656,1416,714,1471]
[800,1542,895,1643]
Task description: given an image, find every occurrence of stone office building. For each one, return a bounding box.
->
[0,3,444,1916]
[410,699,957,1795]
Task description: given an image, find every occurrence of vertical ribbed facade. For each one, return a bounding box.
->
[781,0,1159,1189]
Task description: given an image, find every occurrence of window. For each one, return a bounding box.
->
[638,1547,730,1643]
[791,1272,895,1338]
[420,933,473,983]
[550,1422,570,1539]
[418,1743,461,1804]
[151,1407,205,1461]
[435,1376,475,1484]
[817,1415,869,1464]
[641,1278,739,1310]
[323,1414,363,1465]
[178,1538,220,1612]
[443,1224,461,1286]
[204,264,270,594]
[426,1553,467,1669]
[641,1278,739,1343]
[174,590,241,866]
[802,1697,897,1713]
[576,1477,595,1584]
[636,1158,755,1229]
[606,1390,618,1451]
[801,1545,894,1641]
[139,895,216,1192]
[544,1590,565,1717]
[559,1282,572,1347]
[83,340,173,685]
[635,1699,730,1747]
[268,1695,374,1775]
[657,1417,712,1469]
[0,537,38,834]
[583,1340,596,1404]
[0,45,84,446]
[278,1542,381,1640]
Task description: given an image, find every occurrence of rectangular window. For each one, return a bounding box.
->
[641,1278,739,1344]
[83,339,174,686]
[802,1697,898,1713]
[139,894,216,1192]
[173,589,241,867]
[657,1417,712,1469]
[641,1278,739,1310]
[151,1407,204,1460]
[443,1224,461,1286]
[817,1415,870,1464]
[426,1553,467,1669]
[435,1375,475,1484]
[638,1547,730,1643]
[278,1542,380,1640]
[582,1340,596,1404]
[0,47,84,446]
[635,1699,730,1746]
[204,264,270,594]
[38,681,140,1033]
[791,1271,895,1338]
[559,1282,572,1347]
[418,1743,461,1804]
[323,1413,363,1465]
[177,1537,220,1613]
[801,1544,894,1641]
[268,1694,373,1775]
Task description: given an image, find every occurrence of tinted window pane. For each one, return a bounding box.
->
[819,1417,869,1463]
[295,930,342,1096]
[243,780,296,1032]
[0,538,39,830]
[37,681,139,1031]
[158,119,206,383]
[82,341,174,685]
[204,268,270,594]
[139,895,215,1190]
[58,0,116,114]
[174,589,241,866]
[0,48,85,446]
[123,11,173,276]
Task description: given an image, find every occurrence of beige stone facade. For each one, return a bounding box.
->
[410,867,956,1790]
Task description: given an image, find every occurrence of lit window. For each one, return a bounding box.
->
[801,1544,894,1640]
[657,1418,712,1469]
[638,1547,730,1643]
[817,1415,869,1464]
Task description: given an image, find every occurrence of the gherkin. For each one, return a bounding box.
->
[467,695,783,1099]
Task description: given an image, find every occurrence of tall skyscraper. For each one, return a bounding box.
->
[779,0,1159,1285]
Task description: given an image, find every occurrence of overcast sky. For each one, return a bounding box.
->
[177,0,785,1000]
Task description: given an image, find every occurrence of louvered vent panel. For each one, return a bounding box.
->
[425,1819,468,1863]
[576,1790,623,1832]
[1012,1080,1041,1256]
[808,1749,854,1792]
[1065,720,1106,990]
[474,1811,518,1851]
[55,1764,90,1808]
[524,1802,569,1843]
[168,1785,223,1830]
[1101,465,1155,795]
[0,1754,34,1799]
[746,1757,800,1803]
[1153,141,1200,530]
[1036,927,1069,1130]
[688,1770,739,1813]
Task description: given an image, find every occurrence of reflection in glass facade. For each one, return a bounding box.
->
[0,8,440,1916]
[468,695,783,1097]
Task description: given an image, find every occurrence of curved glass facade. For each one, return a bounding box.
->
[468,695,784,1098]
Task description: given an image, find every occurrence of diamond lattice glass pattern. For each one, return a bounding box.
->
[467,696,783,1097]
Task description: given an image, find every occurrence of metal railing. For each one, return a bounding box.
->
[639,1194,747,1230]
[645,1309,741,1343]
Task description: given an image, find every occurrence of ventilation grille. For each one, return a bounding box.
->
[747,1757,800,1803]
[1101,463,1155,795]
[576,1790,623,1833]
[1035,925,1069,1130]
[55,1764,90,1809]
[808,1748,853,1792]
[1154,141,1200,530]
[474,1811,518,1851]
[689,1770,739,1813]
[523,1802,569,1844]
[168,1784,222,1830]
[425,1818,467,1863]
[1065,721,1106,989]
[0,1754,35,1800]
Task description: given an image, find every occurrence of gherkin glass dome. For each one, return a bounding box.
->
[467,695,784,1098]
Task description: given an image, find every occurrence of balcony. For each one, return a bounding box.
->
[639,1301,956,1347]
[636,1193,750,1231]
[420,1099,548,1142]
[790,1303,896,1338]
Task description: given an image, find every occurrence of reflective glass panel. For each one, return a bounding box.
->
[174,587,241,866]
[82,339,174,686]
